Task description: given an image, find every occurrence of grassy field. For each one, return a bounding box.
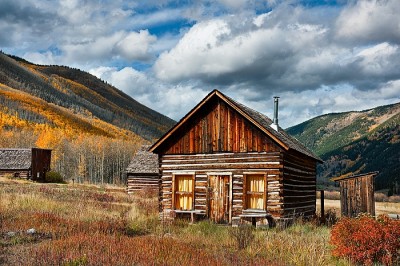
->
[1,177,396,265]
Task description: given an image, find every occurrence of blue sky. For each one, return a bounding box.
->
[1,0,400,128]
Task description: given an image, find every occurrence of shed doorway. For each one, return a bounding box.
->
[208,174,231,224]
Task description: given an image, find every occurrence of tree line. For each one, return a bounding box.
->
[0,127,140,185]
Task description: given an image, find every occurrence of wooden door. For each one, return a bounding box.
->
[208,175,230,224]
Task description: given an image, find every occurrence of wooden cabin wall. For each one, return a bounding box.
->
[0,170,30,179]
[127,174,159,194]
[31,148,51,181]
[339,175,375,217]
[282,151,317,218]
[159,152,284,220]
[162,100,280,155]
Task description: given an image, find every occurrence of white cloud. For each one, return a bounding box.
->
[355,42,399,76]
[58,30,158,65]
[114,30,157,61]
[89,66,209,120]
[89,66,153,95]
[23,51,56,65]
[153,12,330,87]
[335,0,400,43]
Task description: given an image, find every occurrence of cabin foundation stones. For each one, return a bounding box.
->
[148,90,322,226]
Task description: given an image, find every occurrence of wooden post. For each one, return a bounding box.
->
[320,190,325,220]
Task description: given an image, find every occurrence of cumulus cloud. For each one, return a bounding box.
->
[154,9,334,90]
[90,66,153,94]
[53,30,158,65]
[89,66,209,120]
[114,30,157,61]
[335,0,400,44]
[154,2,400,95]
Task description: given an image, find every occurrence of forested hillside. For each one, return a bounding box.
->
[287,103,400,193]
[0,52,175,184]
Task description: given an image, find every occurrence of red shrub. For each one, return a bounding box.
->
[330,214,400,265]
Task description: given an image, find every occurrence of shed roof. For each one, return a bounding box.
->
[331,171,379,182]
[150,89,321,162]
[126,145,159,174]
[0,148,32,170]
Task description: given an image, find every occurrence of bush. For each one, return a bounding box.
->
[388,195,400,203]
[44,171,65,184]
[330,214,400,265]
[374,193,388,202]
[229,224,254,250]
[324,209,338,227]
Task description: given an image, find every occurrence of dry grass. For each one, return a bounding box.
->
[316,199,400,217]
[0,178,353,265]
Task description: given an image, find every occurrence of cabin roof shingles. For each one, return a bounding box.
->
[0,148,32,170]
[126,145,159,174]
[226,95,321,161]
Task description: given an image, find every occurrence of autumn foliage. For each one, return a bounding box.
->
[330,214,400,265]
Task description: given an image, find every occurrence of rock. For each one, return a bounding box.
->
[26,228,36,234]
[6,231,16,237]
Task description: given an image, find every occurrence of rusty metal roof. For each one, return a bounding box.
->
[126,145,158,174]
[0,148,32,170]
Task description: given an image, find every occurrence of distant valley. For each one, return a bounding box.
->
[287,102,400,193]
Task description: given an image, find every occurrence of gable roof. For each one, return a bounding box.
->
[126,145,159,174]
[150,90,322,162]
[0,148,32,170]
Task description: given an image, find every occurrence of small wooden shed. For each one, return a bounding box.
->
[0,148,52,181]
[332,171,378,217]
[150,90,322,225]
[126,145,159,194]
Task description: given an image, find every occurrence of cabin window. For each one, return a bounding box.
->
[245,174,266,210]
[173,174,194,210]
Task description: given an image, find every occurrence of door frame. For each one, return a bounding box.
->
[207,172,232,224]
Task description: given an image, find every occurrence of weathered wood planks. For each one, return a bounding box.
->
[333,172,377,217]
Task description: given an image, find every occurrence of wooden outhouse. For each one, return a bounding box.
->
[126,145,159,194]
[332,172,378,217]
[0,148,52,181]
[150,90,322,225]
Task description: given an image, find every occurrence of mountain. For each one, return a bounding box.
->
[287,103,400,192]
[0,52,175,184]
[0,52,175,141]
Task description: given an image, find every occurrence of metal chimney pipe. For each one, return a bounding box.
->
[270,96,280,131]
[273,96,279,126]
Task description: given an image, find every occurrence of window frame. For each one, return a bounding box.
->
[243,173,267,210]
[172,173,195,211]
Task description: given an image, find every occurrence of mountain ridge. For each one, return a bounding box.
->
[287,102,400,192]
[0,52,177,184]
[0,52,175,141]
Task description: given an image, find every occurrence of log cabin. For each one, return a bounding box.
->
[126,145,159,194]
[149,90,322,226]
[0,148,52,181]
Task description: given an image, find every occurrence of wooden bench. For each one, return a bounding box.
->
[239,210,273,227]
